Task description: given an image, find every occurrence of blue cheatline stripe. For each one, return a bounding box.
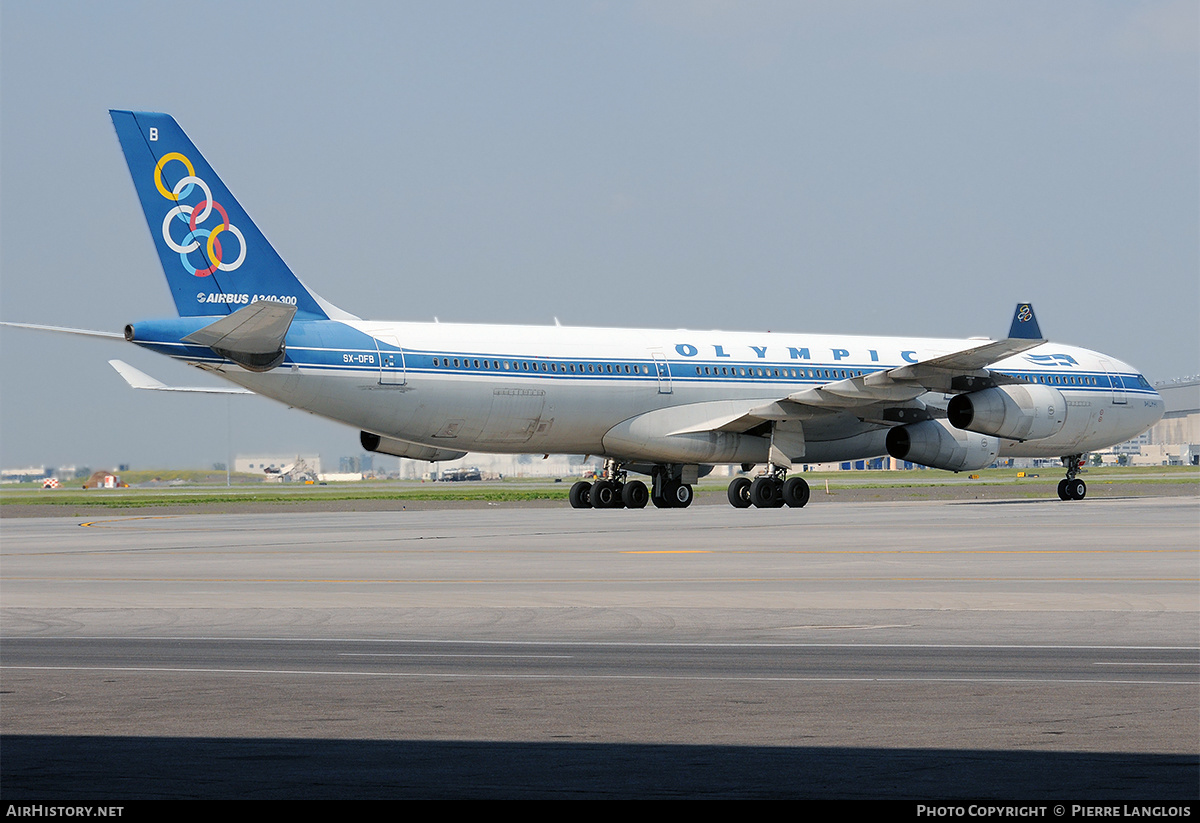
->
[156,348,1158,396]
[139,333,1154,393]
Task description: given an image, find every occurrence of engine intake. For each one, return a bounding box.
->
[947,384,1065,441]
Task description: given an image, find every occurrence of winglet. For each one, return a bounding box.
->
[1007,303,1043,340]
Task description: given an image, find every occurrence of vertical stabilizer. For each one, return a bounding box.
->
[110,110,338,319]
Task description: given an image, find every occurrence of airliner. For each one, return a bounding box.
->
[7,111,1165,509]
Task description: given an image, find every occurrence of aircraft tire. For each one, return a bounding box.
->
[728,477,752,508]
[1057,479,1069,500]
[622,480,649,509]
[569,481,593,509]
[672,483,694,508]
[591,479,617,508]
[782,477,810,508]
[1068,479,1086,500]
[751,477,780,508]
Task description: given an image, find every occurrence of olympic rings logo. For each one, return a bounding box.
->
[1017,305,1032,323]
[154,152,245,277]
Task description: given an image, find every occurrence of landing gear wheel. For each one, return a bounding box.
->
[728,477,752,508]
[622,480,649,509]
[659,479,693,508]
[782,477,810,508]
[591,479,617,509]
[1057,479,1070,501]
[751,477,781,508]
[569,481,593,509]
[1068,478,1086,500]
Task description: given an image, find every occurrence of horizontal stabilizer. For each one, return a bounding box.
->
[1,322,124,340]
[182,300,296,372]
[109,360,252,394]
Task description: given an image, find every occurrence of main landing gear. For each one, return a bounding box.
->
[569,460,653,510]
[727,468,810,509]
[1057,454,1087,501]
[651,467,693,509]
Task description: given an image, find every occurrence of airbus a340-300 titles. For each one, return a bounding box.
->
[7,112,1164,509]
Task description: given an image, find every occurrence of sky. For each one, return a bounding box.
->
[1,0,1197,471]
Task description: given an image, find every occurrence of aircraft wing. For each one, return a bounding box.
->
[109,360,252,394]
[674,303,1046,435]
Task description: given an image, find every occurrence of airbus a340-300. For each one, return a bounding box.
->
[7,112,1165,509]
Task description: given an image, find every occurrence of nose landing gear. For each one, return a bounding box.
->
[1057,454,1087,500]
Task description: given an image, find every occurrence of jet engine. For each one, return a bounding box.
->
[361,432,467,463]
[947,384,1065,441]
[885,419,998,472]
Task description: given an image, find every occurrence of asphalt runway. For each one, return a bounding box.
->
[2,495,1197,798]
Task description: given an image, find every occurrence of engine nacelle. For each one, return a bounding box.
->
[947,384,1065,441]
[885,419,999,472]
[361,432,467,463]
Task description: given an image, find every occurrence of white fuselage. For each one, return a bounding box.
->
[183,319,1163,467]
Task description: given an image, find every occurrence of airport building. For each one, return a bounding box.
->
[392,452,601,481]
[234,454,323,476]
[1121,377,1200,466]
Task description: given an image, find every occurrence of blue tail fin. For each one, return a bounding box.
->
[110,110,339,320]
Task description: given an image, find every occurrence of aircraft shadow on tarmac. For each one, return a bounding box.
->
[4,735,1196,799]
